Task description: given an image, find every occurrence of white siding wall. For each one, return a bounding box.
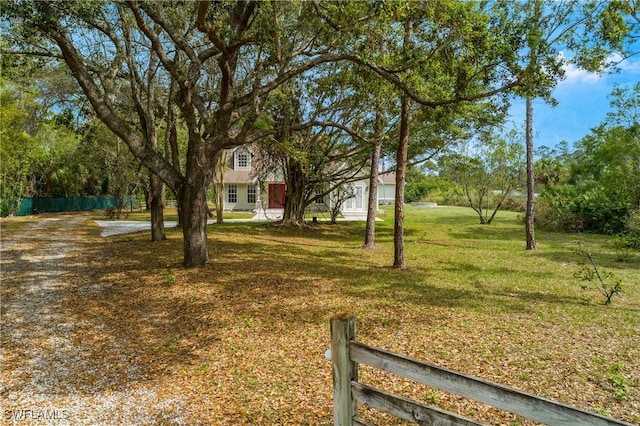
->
[224,183,257,211]
[377,182,396,205]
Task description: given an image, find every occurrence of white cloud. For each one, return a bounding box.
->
[607,52,640,74]
[555,51,640,86]
[562,62,602,84]
[556,52,602,85]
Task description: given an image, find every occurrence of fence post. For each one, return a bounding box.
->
[331,315,358,426]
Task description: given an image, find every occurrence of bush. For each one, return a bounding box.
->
[535,184,629,234]
[500,195,526,213]
[622,208,640,248]
[438,191,468,208]
[0,198,21,217]
[0,199,10,217]
[405,175,440,203]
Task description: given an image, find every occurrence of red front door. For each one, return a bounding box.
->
[268,184,286,208]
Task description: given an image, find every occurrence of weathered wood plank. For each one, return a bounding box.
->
[352,381,488,426]
[352,417,376,426]
[331,316,358,426]
[350,342,634,426]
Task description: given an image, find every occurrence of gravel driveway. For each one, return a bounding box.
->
[1,214,189,425]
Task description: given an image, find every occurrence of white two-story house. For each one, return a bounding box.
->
[219,146,396,216]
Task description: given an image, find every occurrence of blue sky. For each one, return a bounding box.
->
[508,53,640,151]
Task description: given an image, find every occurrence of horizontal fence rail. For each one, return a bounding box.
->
[351,381,486,426]
[330,316,634,426]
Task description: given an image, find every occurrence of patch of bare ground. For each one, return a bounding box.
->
[1,214,191,425]
[1,213,638,425]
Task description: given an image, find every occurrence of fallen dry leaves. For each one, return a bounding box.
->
[1,212,638,425]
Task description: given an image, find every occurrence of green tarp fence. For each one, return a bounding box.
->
[8,196,132,216]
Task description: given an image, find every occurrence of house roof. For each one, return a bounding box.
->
[224,170,255,183]
[218,144,397,186]
[378,173,396,183]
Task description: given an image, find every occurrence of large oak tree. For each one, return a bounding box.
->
[4,1,362,266]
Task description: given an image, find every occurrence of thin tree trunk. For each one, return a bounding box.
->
[166,84,182,227]
[525,97,537,250]
[215,182,224,224]
[149,172,166,241]
[394,94,410,269]
[363,112,383,250]
[212,151,227,224]
[145,124,165,240]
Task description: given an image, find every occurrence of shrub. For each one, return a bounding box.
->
[0,198,21,217]
[623,208,640,248]
[536,183,629,234]
[500,194,526,213]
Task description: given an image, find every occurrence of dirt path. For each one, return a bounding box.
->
[0,214,188,425]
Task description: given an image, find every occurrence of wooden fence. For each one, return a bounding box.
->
[330,316,634,426]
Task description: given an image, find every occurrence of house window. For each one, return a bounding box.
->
[314,186,326,204]
[247,184,256,204]
[235,151,250,170]
[228,184,237,203]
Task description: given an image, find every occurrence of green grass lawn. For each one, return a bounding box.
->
[78,205,640,424]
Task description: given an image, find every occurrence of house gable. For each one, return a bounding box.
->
[221,146,256,184]
[233,146,252,171]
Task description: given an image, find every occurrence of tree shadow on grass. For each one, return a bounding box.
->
[533,247,640,273]
[25,217,627,403]
[343,261,590,315]
[6,213,638,424]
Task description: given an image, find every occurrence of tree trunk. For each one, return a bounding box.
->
[465,184,486,224]
[281,183,305,225]
[281,161,306,225]
[212,152,227,224]
[363,112,383,250]
[178,140,211,267]
[178,177,209,267]
[166,93,183,227]
[215,181,224,224]
[149,172,166,241]
[394,94,410,269]
[525,97,537,250]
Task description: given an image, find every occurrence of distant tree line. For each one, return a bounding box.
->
[0,67,145,216]
[535,83,640,245]
[404,83,640,246]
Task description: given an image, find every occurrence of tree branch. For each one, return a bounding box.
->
[40,22,183,191]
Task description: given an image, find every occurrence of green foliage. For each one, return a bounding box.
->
[1,65,142,206]
[534,155,568,187]
[162,269,177,286]
[611,235,635,262]
[439,131,525,224]
[424,390,441,405]
[538,183,629,234]
[0,80,39,214]
[623,208,640,248]
[404,166,439,203]
[608,362,630,402]
[536,84,640,237]
[33,121,84,197]
[0,49,141,207]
